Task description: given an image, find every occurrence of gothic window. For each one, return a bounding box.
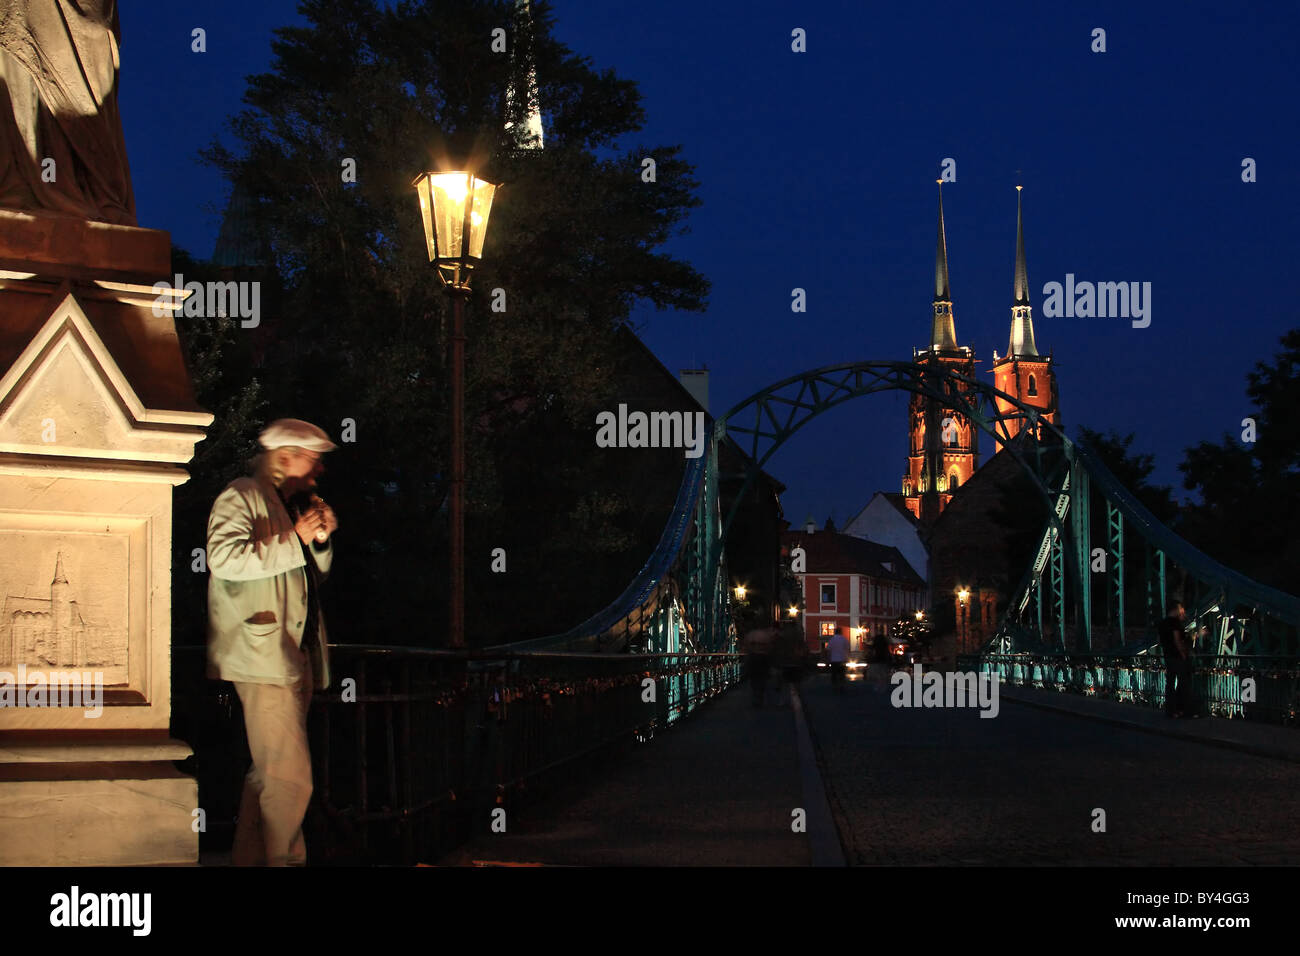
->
[1027,374,1038,397]
[950,471,959,490]
[936,475,946,492]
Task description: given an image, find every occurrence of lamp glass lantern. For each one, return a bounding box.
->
[412,170,497,290]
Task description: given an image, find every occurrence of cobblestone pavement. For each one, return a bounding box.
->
[799,667,1300,866]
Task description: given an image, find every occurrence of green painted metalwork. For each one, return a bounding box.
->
[713,361,1070,642]
[1072,459,1092,651]
[1049,517,1065,647]
[513,358,1299,672]
[1108,501,1125,641]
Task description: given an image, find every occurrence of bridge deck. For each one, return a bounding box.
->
[439,667,1300,867]
[436,679,825,866]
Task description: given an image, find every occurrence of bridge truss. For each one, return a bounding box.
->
[508,360,1300,664]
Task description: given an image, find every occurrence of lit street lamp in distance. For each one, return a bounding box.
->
[412,169,498,649]
[957,586,970,657]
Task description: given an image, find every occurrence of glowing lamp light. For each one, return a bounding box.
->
[788,605,799,617]
[915,610,924,621]
[734,585,747,601]
[958,588,970,604]
[412,170,498,290]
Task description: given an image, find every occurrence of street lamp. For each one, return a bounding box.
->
[788,605,800,618]
[734,584,747,602]
[413,170,498,648]
[957,587,970,657]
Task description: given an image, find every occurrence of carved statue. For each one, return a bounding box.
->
[0,0,135,224]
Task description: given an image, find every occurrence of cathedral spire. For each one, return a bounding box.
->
[1007,185,1039,357]
[504,0,545,149]
[930,181,958,351]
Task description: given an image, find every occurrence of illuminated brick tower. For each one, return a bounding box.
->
[902,183,979,524]
[991,186,1059,451]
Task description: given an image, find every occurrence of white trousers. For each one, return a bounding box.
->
[232,649,314,866]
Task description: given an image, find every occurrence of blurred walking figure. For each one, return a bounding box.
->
[827,629,850,693]
[776,623,807,706]
[206,418,339,865]
[741,625,776,708]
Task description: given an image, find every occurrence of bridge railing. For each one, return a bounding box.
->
[960,652,1300,725]
[172,645,742,865]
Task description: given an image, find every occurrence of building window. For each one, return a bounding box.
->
[1027,373,1037,397]
[950,471,959,490]
[820,583,836,605]
[821,621,837,637]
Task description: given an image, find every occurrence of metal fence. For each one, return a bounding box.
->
[962,652,1300,725]
[171,646,742,865]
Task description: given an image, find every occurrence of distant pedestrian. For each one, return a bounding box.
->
[1157,601,1196,718]
[827,630,850,692]
[741,625,776,708]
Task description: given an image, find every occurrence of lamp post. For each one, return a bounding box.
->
[413,170,498,648]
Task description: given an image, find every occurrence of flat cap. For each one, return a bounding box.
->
[258,418,338,453]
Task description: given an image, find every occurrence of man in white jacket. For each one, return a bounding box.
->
[207,418,338,866]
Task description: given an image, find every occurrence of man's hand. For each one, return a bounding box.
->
[318,501,339,539]
[294,507,325,546]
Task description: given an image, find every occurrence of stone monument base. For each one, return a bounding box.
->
[0,208,212,866]
[0,737,196,865]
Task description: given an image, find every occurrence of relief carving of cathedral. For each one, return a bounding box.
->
[0,548,125,669]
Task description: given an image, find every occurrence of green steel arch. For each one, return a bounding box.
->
[708,359,1069,650]
[709,360,1300,659]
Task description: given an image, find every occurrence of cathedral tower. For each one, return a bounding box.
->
[991,186,1060,451]
[902,183,980,524]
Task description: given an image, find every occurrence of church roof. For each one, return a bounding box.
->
[1007,186,1039,357]
[781,528,924,588]
[929,182,959,351]
[212,181,270,270]
[846,491,918,531]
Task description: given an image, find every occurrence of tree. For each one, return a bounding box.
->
[1075,427,1177,525]
[184,0,709,645]
[169,246,269,644]
[1179,330,1300,596]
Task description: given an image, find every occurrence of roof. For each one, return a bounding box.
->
[781,528,924,588]
[613,324,786,494]
[845,491,919,535]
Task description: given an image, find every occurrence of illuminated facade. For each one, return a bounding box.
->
[902,183,979,523]
[902,185,1061,521]
[782,522,925,657]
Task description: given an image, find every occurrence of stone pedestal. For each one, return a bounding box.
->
[0,209,211,865]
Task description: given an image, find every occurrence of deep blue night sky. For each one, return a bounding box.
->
[118,1,1299,529]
